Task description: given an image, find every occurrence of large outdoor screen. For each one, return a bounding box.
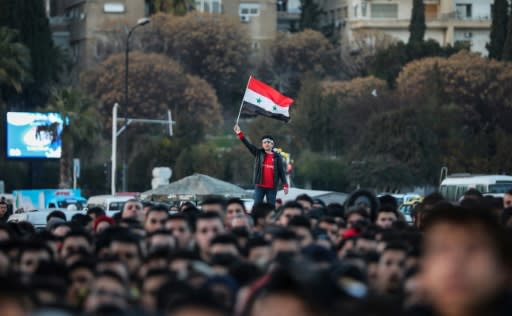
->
[6,112,64,159]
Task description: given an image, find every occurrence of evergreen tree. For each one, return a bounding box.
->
[487,0,509,60]
[503,12,512,61]
[408,0,426,45]
[299,0,324,32]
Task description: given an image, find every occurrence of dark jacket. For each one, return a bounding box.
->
[239,133,288,190]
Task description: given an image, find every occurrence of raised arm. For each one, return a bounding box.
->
[234,125,258,156]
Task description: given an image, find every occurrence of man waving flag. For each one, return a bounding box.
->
[236,76,294,123]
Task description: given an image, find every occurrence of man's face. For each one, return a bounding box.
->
[272,239,299,257]
[0,204,7,217]
[226,203,245,227]
[375,249,406,294]
[422,223,508,315]
[261,139,274,152]
[195,219,224,254]
[503,194,512,209]
[297,200,312,212]
[277,208,302,226]
[318,221,339,245]
[69,267,94,304]
[144,211,168,233]
[122,201,143,221]
[250,292,310,316]
[85,276,127,312]
[166,219,192,249]
[142,275,168,312]
[61,236,91,259]
[347,213,365,228]
[110,241,141,277]
[148,234,175,252]
[290,227,313,247]
[376,212,398,229]
[20,250,51,275]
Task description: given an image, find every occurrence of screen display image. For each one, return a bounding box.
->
[6,112,64,159]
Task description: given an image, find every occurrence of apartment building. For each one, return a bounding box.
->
[48,0,146,73]
[319,0,492,55]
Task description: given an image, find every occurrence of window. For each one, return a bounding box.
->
[354,4,358,17]
[456,4,472,19]
[239,3,260,16]
[104,3,125,13]
[361,2,367,17]
[370,3,398,18]
[342,6,348,18]
[211,0,221,13]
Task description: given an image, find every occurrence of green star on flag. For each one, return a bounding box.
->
[256,98,262,104]
[273,106,277,111]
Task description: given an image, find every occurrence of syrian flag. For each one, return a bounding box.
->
[241,76,294,122]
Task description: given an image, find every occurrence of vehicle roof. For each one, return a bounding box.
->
[441,175,512,185]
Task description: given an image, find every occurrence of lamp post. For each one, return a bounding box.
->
[122,17,150,192]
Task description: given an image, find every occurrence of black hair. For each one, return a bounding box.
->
[383,241,408,254]
[87,207,105,217]
[95,270,128,289]
[421,192,445,208]
[506,189,512,196]
[501,207,512,225]
[226,198,246,211]
[378,195,398,211]
[377,204,399,217]
[110,231,143,257]
[146,204,170,217]
[46,210,66,222]
[210,233,240,250]
[68,259,96,274]
[246,236,270,251]
[326,203,344,218]
[423,203,512,265]
[287,215,311,229]
[63,229,94,245]
[195,211,223,230]
[71,213,92,227]
[228,261,263,287]
[201,196,227,208]
[251,203,274,222]
[19,240,54,261]
[272,229,298,241]
[260,135,275,143]
[463,188,483,199]
[295,194,314,206]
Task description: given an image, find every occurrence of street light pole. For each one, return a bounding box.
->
[122,17,150,192]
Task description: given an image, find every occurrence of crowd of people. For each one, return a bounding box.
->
[0,189,511,316]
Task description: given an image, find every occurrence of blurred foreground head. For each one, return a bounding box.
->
[421,203,512,316]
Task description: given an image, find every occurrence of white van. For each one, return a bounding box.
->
[439,174,512,202]
[87,195,136,216]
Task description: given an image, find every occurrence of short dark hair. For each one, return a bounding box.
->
[87,207,105,217]
[46,210,66,222]
[295,194,314,206]
[288,215,311,229]
[376,205,399,218]
[423,203,512,265]
[147,204,170,218]
[63,229,94,245]
[378,195,398,211]
[260,135,275,143]
[272,228,298,241]
[463,188,483,199]
[246,236,270,251]
[201,196,227,208]
[226,198,246,211]
[251,203,274,222]
[210,233,240,252]
[281,201,304,214]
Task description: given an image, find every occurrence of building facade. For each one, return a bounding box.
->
[319,0,492,55]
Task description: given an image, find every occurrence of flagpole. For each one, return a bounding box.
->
[235,76,252,126]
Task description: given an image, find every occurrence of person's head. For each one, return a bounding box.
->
[415,192,445,228]
[295,194,314,212]
[271,229,300,258]
[144,204,169,234]
[109,232,143,279]
[68,260,95,306]
[210,233,240,258]
[501,207,512,227]
[195,212,225,259]
[378,195,398,212]
[246,237,271,266]
[84,271,130,313]
[226,198,246,228]
[201,196,227,218]
[374,242,407,295]
[375,205,399,229]
[166,214,193,249]
[141,268,174,313]
[345,208,369,228]
[462,188,483,201]
[231,214,253,231]
[93,215,115,234]
[0,201,8,218]
[421,203,512,316]
[260,135,275,152]
[86,207,105,221]
[121,199,143,222]
[503,189,512,209]
[60,230,94,260]
[276,202,304,226]
[251,203,274,230]
[287,216,313,247]
[146,229,176,253]
[18,241,53,275]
